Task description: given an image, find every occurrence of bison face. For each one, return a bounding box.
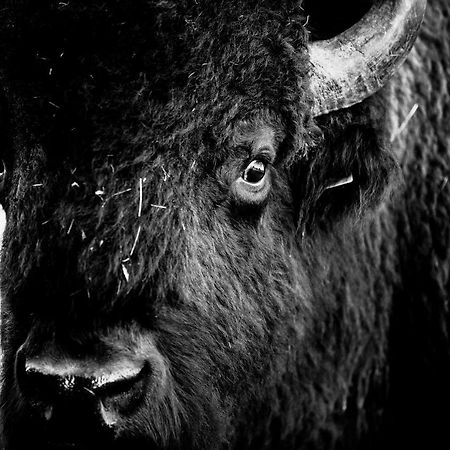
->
[0,0,424,449]
[0,3,315,448]
[0,106,311,448]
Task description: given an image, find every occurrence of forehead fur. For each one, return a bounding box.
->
[1,0,312,137]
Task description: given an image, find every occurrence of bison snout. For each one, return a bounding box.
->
[15,349,150,428]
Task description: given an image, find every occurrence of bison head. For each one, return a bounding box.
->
[0,0,425,449]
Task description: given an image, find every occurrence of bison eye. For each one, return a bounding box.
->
[232,158,272,206]
[242,160,266,184]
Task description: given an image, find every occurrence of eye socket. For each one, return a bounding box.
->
[242,159,267,184]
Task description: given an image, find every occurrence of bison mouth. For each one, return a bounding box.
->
[37,434,157,450]
[38,436,161,450]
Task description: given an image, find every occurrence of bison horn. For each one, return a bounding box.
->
[308,0,427,117]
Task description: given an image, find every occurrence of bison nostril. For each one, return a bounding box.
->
[20,367,70,404]
[15,351,149,424]
[95,362,149,399]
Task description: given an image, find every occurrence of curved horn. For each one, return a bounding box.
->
[309,0,427,117]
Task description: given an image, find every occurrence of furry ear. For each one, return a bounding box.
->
[295,122,399,234]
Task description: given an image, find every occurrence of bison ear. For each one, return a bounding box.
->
[295,116,399,234]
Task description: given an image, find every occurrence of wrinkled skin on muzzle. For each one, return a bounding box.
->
[0,1,323,449]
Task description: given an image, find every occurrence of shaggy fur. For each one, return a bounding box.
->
[0,0,448,449]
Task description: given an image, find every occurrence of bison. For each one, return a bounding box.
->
[0,0,449,448]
